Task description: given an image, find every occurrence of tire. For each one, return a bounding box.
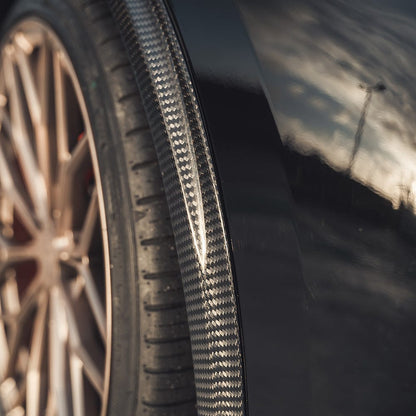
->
[0,0,196,415]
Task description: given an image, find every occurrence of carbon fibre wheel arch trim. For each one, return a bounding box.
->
[108,1,246,415]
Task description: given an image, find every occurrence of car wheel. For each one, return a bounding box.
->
[0,0,196,415]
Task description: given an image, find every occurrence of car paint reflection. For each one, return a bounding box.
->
[238,0,416,414]
[240,0,416,210]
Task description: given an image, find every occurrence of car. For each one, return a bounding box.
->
[0,0,415,415]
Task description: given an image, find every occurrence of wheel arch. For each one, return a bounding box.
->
[108,1,247,415]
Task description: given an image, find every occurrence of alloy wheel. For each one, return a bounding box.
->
[0,19,111,416]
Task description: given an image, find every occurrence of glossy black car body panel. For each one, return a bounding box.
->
[236,1,416,414]
[168,0,416,415]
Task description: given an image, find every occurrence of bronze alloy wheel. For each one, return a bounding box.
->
[0,19,110,416]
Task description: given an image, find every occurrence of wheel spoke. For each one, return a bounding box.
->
[36,40,52,195]
[6,405,25,416]
[0,199,13,240]
[1,244,35,264]
[49,287,69,416]
[0,241,36,287]
[62,289,104,396]
[2,277,20,317]
[0,303,10,379]
[56,135,89,233]
[2,51,49,226]
[0,237,36,269]
[53,51,69,162]
[67,133,89,173]
[0,377,20,412]
[26,292,47,416]
[45,392,56,416]
[15,33,52,206]
[67,259,105,342]
[69,354,85,416]
[75,187,98,256]
[0,113,39,236]
[6,278,42,377]
[19,278,42,319]
[14,36,41,127]
[76,346,103,396]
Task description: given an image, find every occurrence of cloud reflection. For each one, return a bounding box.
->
[239,0,416,209]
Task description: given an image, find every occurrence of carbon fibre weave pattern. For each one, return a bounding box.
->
[108,1,245,415]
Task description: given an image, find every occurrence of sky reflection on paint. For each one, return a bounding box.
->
[239,0,416,209]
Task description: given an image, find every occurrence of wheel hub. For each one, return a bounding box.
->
[35,230,74,283]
